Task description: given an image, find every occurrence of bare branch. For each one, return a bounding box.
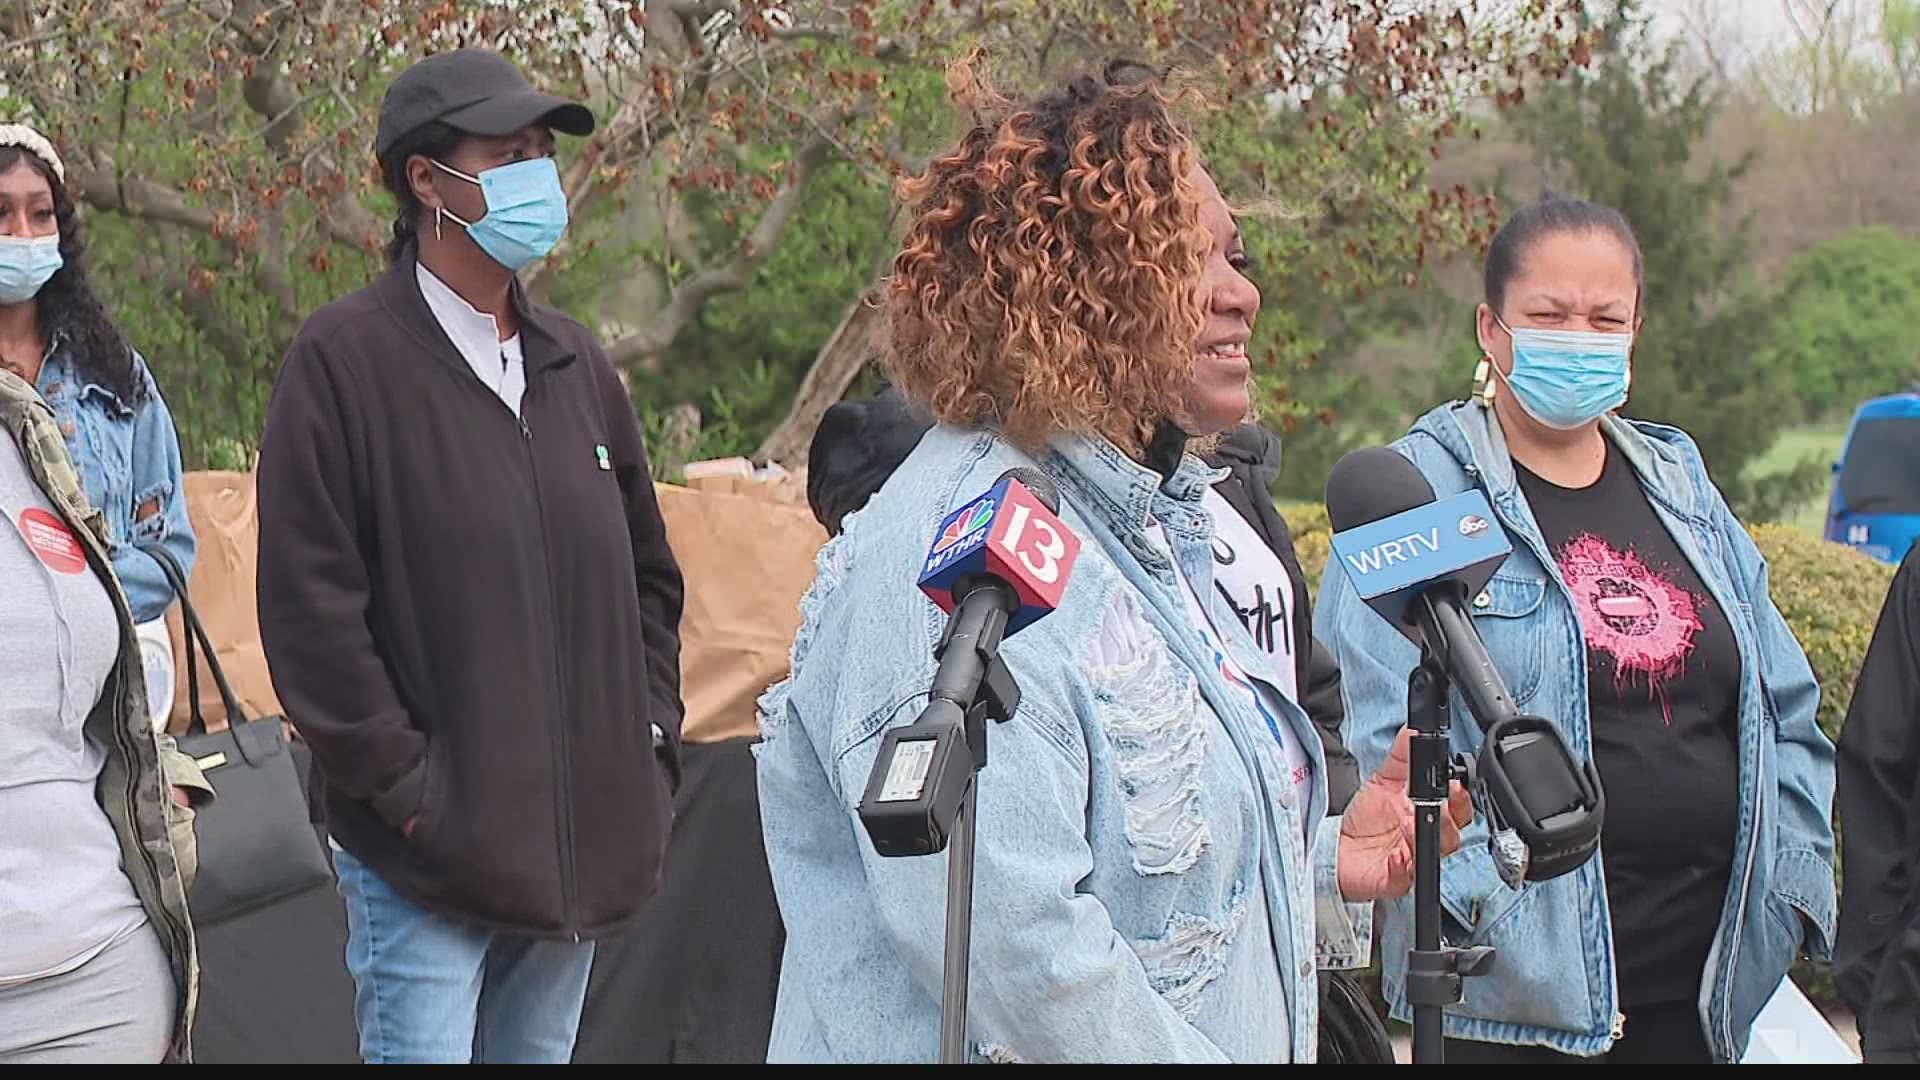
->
[70,154,301,339]
[755,279,887,465]
[324,192,388,254]
[69,160,217,235]
[605,131,838,368]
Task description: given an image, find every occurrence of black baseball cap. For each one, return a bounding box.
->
[375,49,594,159]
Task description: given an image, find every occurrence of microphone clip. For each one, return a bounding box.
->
[1453,752,1531,890]
[1469,714,1606,885]
[858,582,1024,858]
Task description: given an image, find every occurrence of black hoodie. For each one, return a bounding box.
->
[1837,544,1920,1063]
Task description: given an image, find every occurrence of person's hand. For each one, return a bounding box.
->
[169,786,193,810]
[1336,727,1474,902]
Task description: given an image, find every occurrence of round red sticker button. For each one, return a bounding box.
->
[17,508,87,574]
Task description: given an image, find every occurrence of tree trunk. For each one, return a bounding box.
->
[755,282,886,466]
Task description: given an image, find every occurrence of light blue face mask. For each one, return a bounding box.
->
[1493,316,1634,430]
[432,156,568,272]
[0,234,63,305]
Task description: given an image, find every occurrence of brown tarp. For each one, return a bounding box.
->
[657,477,823,744]
[165,471,283,734]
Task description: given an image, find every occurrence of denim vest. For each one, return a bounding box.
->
[34,346,195,624]
[755,426,1369,1063]
[1313,402,1837,1061]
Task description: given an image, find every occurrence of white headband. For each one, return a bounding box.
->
[0,124,66,183]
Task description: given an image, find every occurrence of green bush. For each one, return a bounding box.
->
[1281,502,1331,595]
[1286,505,1893,1015]
[1748,525,1895,740]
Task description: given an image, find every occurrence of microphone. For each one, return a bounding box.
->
[1326,447,1603,886]
[917,467,1079,633]
[859,469,1082,857]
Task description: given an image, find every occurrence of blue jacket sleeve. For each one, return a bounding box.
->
[119,359,196,624]
[1712,494,1837,961]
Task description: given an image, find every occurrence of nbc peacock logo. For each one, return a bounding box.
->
[933,498,996,554]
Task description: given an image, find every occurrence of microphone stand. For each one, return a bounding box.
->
[1405,653,1496,1065]
[858,581,1021,1063]
[927,584,1020,1064]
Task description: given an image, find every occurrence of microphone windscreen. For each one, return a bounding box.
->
[1325,446,1438,533]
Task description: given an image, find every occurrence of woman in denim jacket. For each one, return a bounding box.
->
[0,126,195,636]
[755,59,1471,1064]
[1316,197,1835,1063]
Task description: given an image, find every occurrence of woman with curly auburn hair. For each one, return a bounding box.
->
[755,57,1471,1063]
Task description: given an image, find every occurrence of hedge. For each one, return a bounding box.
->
[1282,502,1895,1016]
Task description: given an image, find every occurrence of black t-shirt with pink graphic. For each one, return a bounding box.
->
[1516,442,1742,1009]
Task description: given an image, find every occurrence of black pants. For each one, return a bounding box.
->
[1442,1001,1713,1065]
[573,739,784,1064]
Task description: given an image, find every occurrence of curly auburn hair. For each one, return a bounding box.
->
[884,56,1213,455]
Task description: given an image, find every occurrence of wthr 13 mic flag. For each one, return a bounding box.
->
[918,473,1081,634]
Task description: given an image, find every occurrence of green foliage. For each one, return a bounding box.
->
[1750,523,1891,1010]
[1751,524,1896,740]
[1760,226,1920,419]
[635,160,896,453]
[4,2,1592,475]
[1281,502,1332,595]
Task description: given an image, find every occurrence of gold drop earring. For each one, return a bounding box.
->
[1472,354,1498,408]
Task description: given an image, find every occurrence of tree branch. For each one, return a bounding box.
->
[755,278,887,465]
[162,269,259,369]
[70,160,217,234]
[604,131,837,368]
[324,192,388,254]
[71,153,302,341]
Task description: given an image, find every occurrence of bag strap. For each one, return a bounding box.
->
[144,545,253,742]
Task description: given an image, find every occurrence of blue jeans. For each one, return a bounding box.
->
[333,848,596,1064]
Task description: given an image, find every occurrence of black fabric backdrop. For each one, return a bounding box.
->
[189,739,780,1064]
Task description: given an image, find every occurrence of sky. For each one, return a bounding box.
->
[1642,0,1859,70]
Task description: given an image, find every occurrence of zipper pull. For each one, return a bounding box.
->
[1611,1011,1626,1041]
[518,417,532,440]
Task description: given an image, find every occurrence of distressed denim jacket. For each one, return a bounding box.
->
[1314,402,1836,1062]
[35,345,195,624]
[755,426,1369,1063]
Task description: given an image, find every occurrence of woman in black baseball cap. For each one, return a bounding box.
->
[374,47,595,272]
[257,49,686,1064]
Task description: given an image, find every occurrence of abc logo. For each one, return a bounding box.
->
[1458,514,1491,538]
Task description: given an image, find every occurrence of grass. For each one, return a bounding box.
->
[1748,422,1849,537]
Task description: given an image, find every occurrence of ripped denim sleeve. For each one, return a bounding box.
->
[1090,587,1211,876]
[1312,814,1373,970]
[118,363,196,624]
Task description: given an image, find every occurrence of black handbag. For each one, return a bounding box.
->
[147,545,334,926]
[1318,970,1396,1064]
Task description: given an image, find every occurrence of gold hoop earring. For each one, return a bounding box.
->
[1472,355,1498,407]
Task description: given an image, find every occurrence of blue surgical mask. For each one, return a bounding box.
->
[432,157,568,272]
[1493,317,1633,430]
[0,234,63,305]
